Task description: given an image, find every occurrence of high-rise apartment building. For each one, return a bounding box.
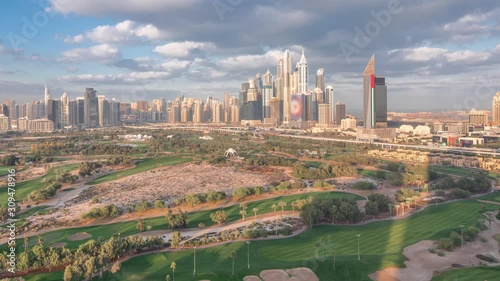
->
[297,49,308,94]
[335,102,346,125]
[318,103,332,126]
[363,55,387,128]
[61,92,70,127]
[469,109,488,125]
[316,68,325,92]
[84,88,98,128]
[492,92,500,125]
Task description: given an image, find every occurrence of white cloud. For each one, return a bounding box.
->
[388,46,492,63]
[217,50,284,70]
[64,34,85,44]
[49,0,200,15]
[59,44,121,63]
[154,41,216,58]
[62,20,167,45]
[443,8,500,42]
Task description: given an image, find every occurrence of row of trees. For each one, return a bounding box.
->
[245,156,296,167]
[300,197,362,226]
[81,204,120,219]
[431,173,491,194]
[292,162,358,179]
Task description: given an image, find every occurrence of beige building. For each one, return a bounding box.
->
[469,108,488,125]
[492,92,500,125]
[340,117,357,131]
[27,119,54,132]
[318,103,332,126]
[0,114,11,131]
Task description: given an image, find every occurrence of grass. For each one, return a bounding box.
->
[24,196,499,281]
[1,192,363,252]
[0,166,17,177]
[86,156,191,185]
[430,165,500,179]
[0,164,78,205]
[431,266,500,281]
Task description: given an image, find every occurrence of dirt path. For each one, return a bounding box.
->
[477,200,500,206]
[369,212,500,281]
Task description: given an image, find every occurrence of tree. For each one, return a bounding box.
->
[155,200,166,209]
[136,219,145,232]
[291,201,297,212]
[252,208,259,220]
[412,196,420,209]
[165,274,171,281]
[271,204,278,213]
[210,210,228,224]
[63,265,73,281]
[314,241,320,260]
[278,201,287,214]
[320,236,326,261]
[388,203,395,218]
[171,231,182,250]
[239,210,247,221]
[330,205,337,225]
[231,251,237,275]
[240,202,248,211]
[365,201,379,218]
[111,261,121,274]
[486,213,494,229]
[170,261,177,281]
[395,204,400,216]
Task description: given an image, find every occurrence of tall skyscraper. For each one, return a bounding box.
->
[44,85,51,107]
[282,50,293,124]
[60,92,70,127]
[492,92,500,125]
[318,103,332,125]
[262,69,273,118]
[363,55,387,128]
[98,95,110,127]
[297,49,308,94]
[325,85,334,124]
[316,68,325,92]
[84,88,98,128]
[335,102,346,125]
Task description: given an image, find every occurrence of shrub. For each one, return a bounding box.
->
[233,187,253,200]
[450,189,471,199]
[435,190,446,197]
[428,248,436,254]
[449,232,462,247]
[354,181,376,190]
[437,251,446,257]
[437,238,455,251]
[279,226,293,236]
[277,182,292,192]
[154,200,166,209]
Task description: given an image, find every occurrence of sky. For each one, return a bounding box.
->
[0,0,499,112]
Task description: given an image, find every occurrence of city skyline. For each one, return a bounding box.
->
[0,0,499,110]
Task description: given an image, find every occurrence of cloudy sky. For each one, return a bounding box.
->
[0,0,499,111]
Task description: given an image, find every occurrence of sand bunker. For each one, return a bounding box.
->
[255,267,319,281]
[68,232,92,241]
[50,242,67,248]
[243,276,262,281]
[370,212,500,281]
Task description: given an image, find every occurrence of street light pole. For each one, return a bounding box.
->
[356,234,361,260]
[247,241,251,269]
[193,246,196,275]
[460,225,464,250]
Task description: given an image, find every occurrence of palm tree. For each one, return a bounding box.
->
[412,196,420,209]
[170,261,176,281]
[330,205,337,225]
[252,208,259,220]
[388,203,395,218]
[405,201,412,213]
[240,202,247,211]
[291,201,297,212]
[313,241,320,260]
[395,204,400,216]
[400,202,405,215]
[239,210,246,221]
[231,251,237,275]
[278,201,287,214]
[320,236,326,261]
[271,204,277,213]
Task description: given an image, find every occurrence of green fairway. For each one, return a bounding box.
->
[0,166,16,177]
[431,266,500,281]
[24,197,499,281]
[0,164,78,205]
[106,200,500,280]
[86,156,191,185]
[1,192,363,253]
[430,165,500,179]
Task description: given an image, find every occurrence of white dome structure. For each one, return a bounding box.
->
[224,148,239,158]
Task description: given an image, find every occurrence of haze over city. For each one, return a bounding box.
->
[0,0,499,110]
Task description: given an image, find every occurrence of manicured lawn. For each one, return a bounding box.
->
[1,192,363,253]
[86,156,191,185]
[431,266,500,281]
[0,166,16,177]
[430,165,500,179]
[0,164,78,205]
[25,198,499,281]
